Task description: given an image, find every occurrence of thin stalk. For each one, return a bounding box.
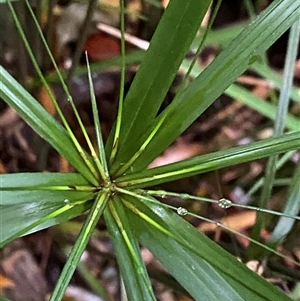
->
[267,155,300,246]
[76,262,115,301]
[117,188,300,221]
[14,1,28,85]
[49,190,110,301]
[181,0,222,89]
[66,0,98,83]
[243,0,256,19]
[8,2,98,183]
[86,52,110,181]
[247,151,296,197]
[34,0,42,65]
[249,19,300,252]
[186,211,300,267]
[43,0,57,71]
[22,0,101,182]
[272,178,292,186]
[109,0,126,165]
[118,188,300,267]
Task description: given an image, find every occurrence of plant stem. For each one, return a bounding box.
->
[109,0,126,165]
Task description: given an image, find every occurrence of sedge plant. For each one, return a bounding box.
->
[1,0,300,300]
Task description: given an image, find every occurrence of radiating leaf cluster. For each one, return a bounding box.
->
[1,0,300,300]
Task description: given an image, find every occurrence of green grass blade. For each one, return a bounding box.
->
[1,172,95,206]
[49,190,109,301]
[116,131,300,189]
[66,0,98,82]
[182,61,300,131]
[104,199,156,301]
[123,196,292,301]
[192,22,247,49]
[249,18,300,255]
[247,151,296,197]
[250,61,300,103]
[225,84,300,131]
[0,172,93,190]
[267,159,300,247]
[23,0,101,179]
[109,0,126,164]
[0,67,98,185]
[0,198,93,247]
[2,190,93,206]
[181,0,222,89]
[0,173,94,246]
[7,1,99,180]
[107,0,212,168]
[115,0,300,171]
[85,53,110,180]
[76,261,113,301]
[37,51,145,87]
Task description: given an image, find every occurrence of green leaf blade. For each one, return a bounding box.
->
[0,199,92,247]
[108,0,212,170]
[105,200,156,301]
[125,196,292,301]
[117,131,300,189]
[0,173,95,246]
[0,172,92,189]
[0,67,98,186]
[115,0,300,171]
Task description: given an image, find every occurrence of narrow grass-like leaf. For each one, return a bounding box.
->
[247,151,296,197]
[116,131,300,189]
[1,172,95,206]
[122,196,292,301]
[192,23,247,49]
[0,67,98,185]
[22,0,101,179]
[66,0,98,82]
[226,84,300,131]
[109,0,126,164]
[182,61,300,131]
[267,160,300,247]
[181,0,222,89]
[38,51,145,86]
[0,172,93,190]
[251,61,300,103]
[86,53,109,180]
[76,262,113,301]
[2,190,93,205]
[7,1,100,181]
[249,18,300,255]
[114,0,300,171]
[105,199,156,301]
[0,199,93,247]
[49,191,109,301]
[108,0,212,167]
